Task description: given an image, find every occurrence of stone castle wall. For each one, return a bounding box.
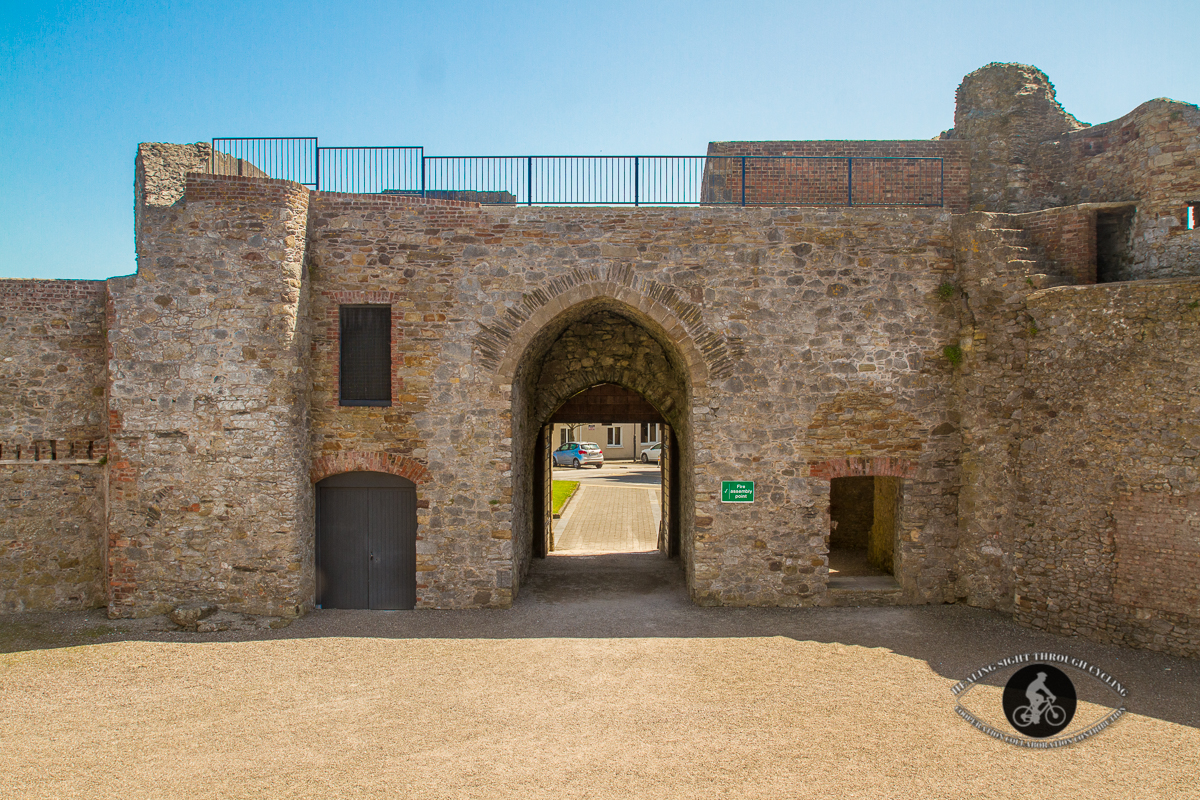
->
[4,63,1200,658]
[104,165,313,617]
[1017,279,1200,656]
[303,187,965,608]
[953,207,1200,657]
[1064,101,1200,280]
[0,279,108,610]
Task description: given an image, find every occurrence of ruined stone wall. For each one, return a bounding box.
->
[305,190,963,608]
[952,211,1200,656]
[951,63,1087,214]
[107,163,313,618]
[705,140,969,213]
[953,64,1200,281]
[0,279,108,611]
[0,280,108,445]
[1017,278,1200,657]
[0,465,105,611]
[1063,101,1200,280]
[950,212,1053,611]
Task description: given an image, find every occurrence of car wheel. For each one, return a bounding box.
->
[641,453,649,463]
[573,458,581,469]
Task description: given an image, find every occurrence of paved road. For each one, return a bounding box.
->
[552,460,662,486]
[552,483,660,553]
[552,461,662,553]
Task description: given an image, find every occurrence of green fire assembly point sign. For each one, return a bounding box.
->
[720,481,755,503]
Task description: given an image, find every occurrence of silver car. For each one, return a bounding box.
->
[640,442,663,463]
[553,441,604,469]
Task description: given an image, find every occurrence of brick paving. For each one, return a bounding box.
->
[552,484,660,553]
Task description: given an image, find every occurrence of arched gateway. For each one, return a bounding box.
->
[498,287,711,598]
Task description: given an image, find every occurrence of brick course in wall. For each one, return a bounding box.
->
[705,140,969,213]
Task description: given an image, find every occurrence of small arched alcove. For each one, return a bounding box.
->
[315,471,417,609]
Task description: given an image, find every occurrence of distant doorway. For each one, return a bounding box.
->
[316,471,417,609]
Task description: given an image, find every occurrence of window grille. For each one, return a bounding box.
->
[340,306,391,405]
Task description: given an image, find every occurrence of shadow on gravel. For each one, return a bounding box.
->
[2,551,1197,730]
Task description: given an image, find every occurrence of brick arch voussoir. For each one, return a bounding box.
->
[482,277,741,388]
[311,452,430,485]
[808,456,919,481]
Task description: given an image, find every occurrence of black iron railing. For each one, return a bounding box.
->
[209,138,944,207]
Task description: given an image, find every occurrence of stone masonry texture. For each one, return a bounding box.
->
[3,65,1200,659]
[1,280,107,611]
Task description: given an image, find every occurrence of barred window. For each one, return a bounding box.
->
[340,306,391,406]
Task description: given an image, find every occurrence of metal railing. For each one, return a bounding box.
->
[210,138,318,186]
[209,138,944,207]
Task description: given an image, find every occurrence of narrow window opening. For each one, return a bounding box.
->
[339,305,391,406]
[1187,203,1198,231]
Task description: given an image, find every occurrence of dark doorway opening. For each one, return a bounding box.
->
[828,476,901,578]
[316,471,417,609]
[1096,207,1136,283]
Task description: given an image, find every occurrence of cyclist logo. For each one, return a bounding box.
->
[1002,664,1076,738]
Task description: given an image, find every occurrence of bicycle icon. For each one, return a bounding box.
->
[1011,701,1067,729]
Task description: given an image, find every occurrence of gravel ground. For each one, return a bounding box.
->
[2,552,1198,799]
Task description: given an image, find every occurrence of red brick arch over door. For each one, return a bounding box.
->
[808,456,919,480]
[310,451,430,485]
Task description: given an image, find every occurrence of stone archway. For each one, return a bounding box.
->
[502,295,702,598]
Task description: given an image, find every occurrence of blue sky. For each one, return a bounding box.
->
[3,0,1198,280]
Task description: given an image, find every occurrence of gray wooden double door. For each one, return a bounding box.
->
[316,471,417,610]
